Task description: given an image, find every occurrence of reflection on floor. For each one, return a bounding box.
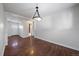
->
[4,35,79,56]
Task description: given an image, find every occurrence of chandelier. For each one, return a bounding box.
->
[32,5,42,21]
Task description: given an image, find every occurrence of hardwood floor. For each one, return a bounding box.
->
[4,35,79,56]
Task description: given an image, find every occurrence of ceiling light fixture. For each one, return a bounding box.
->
[32,5,42,21]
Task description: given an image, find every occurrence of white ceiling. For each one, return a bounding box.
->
[3,3,76,19]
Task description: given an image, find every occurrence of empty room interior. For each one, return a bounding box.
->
[0,3,79,56]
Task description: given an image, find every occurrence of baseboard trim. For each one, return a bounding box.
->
[35,36,79,51]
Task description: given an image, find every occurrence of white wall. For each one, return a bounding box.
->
[7,21,20,36]
[5,12,29,37]
[0,4,6,56]
[35,4,79,51]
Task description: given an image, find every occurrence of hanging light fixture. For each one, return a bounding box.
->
[32,4,42,21]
